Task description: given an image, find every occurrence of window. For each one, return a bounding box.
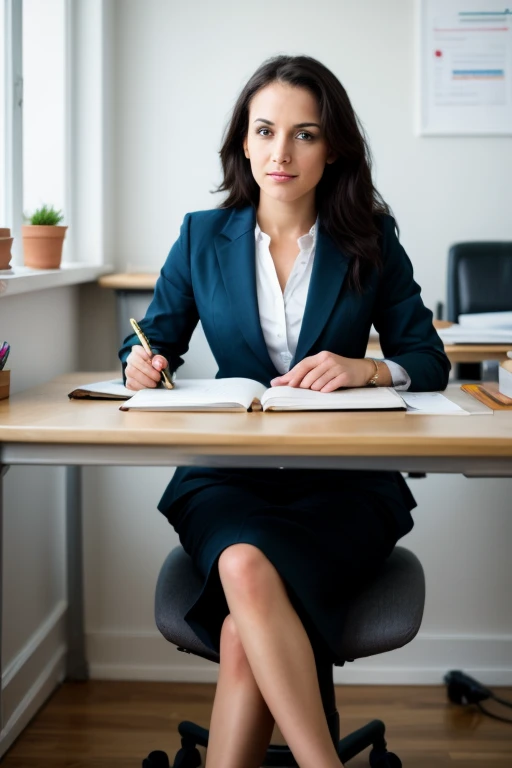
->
[2,0,109,269]
[22,0,66,226]
[0,2,6,227]
[2,0,67,266]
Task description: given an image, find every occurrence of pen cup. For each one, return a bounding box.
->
[0,369,10,400]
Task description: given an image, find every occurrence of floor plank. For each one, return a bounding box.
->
[2,681,512,767]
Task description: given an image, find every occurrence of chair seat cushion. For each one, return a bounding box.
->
[155,546,425,665]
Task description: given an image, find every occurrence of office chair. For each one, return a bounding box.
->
[143,544,425,768]
[446,241,512,380]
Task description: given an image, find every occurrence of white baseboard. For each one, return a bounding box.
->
[87,629,512,686]
[1,601,67,757]
[87,629,219,682]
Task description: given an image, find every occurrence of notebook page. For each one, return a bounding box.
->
[260,386,405,411]
[121,378,266,411]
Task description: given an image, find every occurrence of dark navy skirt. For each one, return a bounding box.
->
[158,467,416,661]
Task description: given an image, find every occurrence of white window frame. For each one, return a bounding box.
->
[4,0,23,263]
[4,0,70,266]
[1,0,113,288]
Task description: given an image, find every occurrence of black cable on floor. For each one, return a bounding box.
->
[477,703,512,724]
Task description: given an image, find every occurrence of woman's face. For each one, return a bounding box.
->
[243,81,335,208]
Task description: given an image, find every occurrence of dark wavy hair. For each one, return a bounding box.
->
[217,55,395,292]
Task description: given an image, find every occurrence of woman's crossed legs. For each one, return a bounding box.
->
[204,543,344,768]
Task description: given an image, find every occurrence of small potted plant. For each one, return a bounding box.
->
[22,204,67,269]
[0,227,13,270]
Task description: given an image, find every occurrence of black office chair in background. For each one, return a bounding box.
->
[446,241,512,380]
[143,545,425,768]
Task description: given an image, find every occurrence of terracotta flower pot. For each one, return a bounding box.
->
[0,237,13,269]
[22,225,67,269]
[0,228,10,238]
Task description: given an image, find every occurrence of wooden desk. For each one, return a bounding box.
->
[0,373,511,711]
[1,373,512,474]
[99,273,512,366]
[98,273,157,291]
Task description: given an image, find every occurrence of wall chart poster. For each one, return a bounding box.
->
[419,1,512,135]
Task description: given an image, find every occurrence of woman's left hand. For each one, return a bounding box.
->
[270,351,375,392]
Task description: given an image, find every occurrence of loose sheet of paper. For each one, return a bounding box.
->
[401,392,468,415]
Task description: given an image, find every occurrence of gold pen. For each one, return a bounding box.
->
[129,318,174,389]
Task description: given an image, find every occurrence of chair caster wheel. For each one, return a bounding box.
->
[143,751,171,768]
[369,749,402,768]
[172,746,202,768]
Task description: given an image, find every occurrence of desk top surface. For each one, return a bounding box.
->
[0,373,511,458]
[98,273,157,290]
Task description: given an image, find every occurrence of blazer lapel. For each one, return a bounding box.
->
[292,226,351,365]
[214,206,277,374]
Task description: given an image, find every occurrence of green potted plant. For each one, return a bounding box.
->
[22,204,67,269]
[0,227,13,270]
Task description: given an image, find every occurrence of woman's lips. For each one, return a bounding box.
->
[267,173,296,182]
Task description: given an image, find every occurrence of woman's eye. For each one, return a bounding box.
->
[255,128,315,140]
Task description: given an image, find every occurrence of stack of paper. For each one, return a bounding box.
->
[499,359,512,399]
[438,311,512,344]
[458,311,512,328]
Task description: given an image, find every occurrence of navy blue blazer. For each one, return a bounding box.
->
[120,205,449,389]
[119,206,450,536]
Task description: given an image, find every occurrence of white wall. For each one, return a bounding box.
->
[109,0,511,310]
[84,0,512,685]
[1,287,78,752]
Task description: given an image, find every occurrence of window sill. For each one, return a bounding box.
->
[0,263,113,297]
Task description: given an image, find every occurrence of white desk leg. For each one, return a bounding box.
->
[65,466,89,680]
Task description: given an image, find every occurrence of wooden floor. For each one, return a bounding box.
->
[2,681,512,767]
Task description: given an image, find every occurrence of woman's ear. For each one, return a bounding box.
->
[243,138,250,159]
[326,148,338,165]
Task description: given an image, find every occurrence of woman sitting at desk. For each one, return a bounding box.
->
[119,55,450,768]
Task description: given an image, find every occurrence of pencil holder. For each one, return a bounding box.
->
[0,369,10,400]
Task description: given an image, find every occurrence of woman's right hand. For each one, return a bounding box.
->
[125,345,169,391]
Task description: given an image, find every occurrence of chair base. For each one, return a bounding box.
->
[143,717,402,767]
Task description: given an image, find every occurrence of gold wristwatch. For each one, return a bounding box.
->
[366,358,380,387]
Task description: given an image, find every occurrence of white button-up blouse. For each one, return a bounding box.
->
[254,222,410,389]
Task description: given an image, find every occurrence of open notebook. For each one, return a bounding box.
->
[119,378,406,413]
[68,378,132,400]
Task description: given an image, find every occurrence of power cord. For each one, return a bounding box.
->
[444,670,512,724]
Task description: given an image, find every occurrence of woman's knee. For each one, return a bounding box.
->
[218,543,277,601]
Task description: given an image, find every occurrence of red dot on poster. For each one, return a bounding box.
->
[435,50,442,57]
